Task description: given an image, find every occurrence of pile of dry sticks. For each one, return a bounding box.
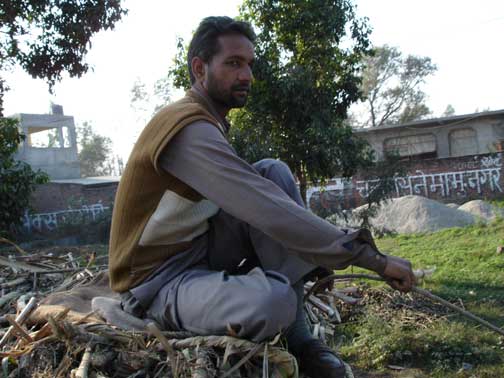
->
[1,240,503,378]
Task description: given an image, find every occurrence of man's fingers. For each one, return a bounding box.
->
[387,275,413,293]
[403,274,413,292]
[382,255,416,293]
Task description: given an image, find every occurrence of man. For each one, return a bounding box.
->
[109,16,415,378]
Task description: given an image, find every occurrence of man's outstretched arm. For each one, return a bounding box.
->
[159,121,415,291]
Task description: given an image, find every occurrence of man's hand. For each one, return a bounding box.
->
[382,255,416,293]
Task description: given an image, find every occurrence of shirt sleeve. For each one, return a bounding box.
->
[158,121,387,274]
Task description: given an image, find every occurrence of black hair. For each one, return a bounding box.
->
[187,16,256,84]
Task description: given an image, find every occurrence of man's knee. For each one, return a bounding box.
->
[253,158,293,179]
[253,158,298,193]
[244,271,298,341]
[164,268,298,342]
[253,159,303,206]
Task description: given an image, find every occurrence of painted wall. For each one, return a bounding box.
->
[309,152,504,214]
[21,180,118,238]
[20,152,503,239]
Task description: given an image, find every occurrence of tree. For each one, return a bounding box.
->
[442,104,456,117]
[0,118,48,236]
[77,122,112,177]
[170,0,376,203]
[168,37,191,91]
[130,76,171,122]
[357,45,437,127]
[0,0,127,116]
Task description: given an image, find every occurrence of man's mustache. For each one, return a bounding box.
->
[232,85,251,92]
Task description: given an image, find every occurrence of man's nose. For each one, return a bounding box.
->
[238,65,253,82]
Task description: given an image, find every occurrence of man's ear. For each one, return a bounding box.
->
[191,56,206,84]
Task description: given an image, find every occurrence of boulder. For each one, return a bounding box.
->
[458,200,504,222]
[328,195,476,234]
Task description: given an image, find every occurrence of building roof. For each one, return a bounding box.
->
[354,108,504,134]
[11,113,75,130]
[51,177,120,186]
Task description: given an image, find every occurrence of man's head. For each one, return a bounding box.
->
[188,16,256,111]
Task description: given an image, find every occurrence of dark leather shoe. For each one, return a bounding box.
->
[296,339,346,378]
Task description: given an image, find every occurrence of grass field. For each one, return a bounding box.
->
[337,217,504,378]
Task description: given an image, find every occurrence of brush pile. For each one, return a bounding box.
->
[0,245,440,378]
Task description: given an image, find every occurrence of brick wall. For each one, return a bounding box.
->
[310,152,504,214]
[30,182,118,213]
[21,181,118,240]
[21,152,504,237]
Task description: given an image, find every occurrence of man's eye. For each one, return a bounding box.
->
[227,60,240,67]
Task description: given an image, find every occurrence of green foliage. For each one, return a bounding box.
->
[0,118,49,236]
[77,121,112,177]
[168,37,191,91]
[340,315,503,372]
[0,0,127,115]
[235,0,375,202]
[489,199,504,209]
[357,45,437,127]
[169,1,376,202]
[442,104,456,117]
[353,153,406,229]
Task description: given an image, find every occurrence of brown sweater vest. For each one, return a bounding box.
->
[109,91,224,292]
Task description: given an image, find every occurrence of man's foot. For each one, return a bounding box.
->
[296,339,346,378]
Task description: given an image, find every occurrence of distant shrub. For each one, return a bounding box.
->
[0,118,49,237]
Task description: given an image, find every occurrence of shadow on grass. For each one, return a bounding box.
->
[339,281,504,376]
[423,279,504,326]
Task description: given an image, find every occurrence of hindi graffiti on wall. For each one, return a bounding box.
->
[355,154,502,199]
[22,202,110,233]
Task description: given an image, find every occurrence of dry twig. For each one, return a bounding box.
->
[147,322,179,378]
[71,345,93,378]
[306,273,504,338]
[5,315,33,343]
[0,296,37,348]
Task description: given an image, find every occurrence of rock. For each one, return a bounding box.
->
[326,212,361,229]
[327,195,476,235]
[446,203,459,209]
[458,200,504,222]
[363,195,474,234]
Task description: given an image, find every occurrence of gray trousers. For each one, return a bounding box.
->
[126,159,317,342]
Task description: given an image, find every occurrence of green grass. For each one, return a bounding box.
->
[377,218,504,303]
[489,199,504,209]
[337,218,504,377]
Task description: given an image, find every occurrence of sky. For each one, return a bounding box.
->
[4,0,504,160]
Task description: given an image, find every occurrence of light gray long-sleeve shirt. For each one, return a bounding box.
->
[158,120,387,275]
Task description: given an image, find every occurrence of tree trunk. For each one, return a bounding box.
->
[298,169,308,207]
[0,77,5,117]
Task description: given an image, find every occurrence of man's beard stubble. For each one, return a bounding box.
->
[206,72,249,109]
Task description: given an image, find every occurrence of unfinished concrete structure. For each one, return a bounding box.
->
[355,109,504,161]
[12,104,80,179]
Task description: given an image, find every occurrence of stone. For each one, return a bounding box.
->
[357,195,474,234]
[458,200,504,222]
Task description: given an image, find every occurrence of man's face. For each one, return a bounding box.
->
[204,33,255,109]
